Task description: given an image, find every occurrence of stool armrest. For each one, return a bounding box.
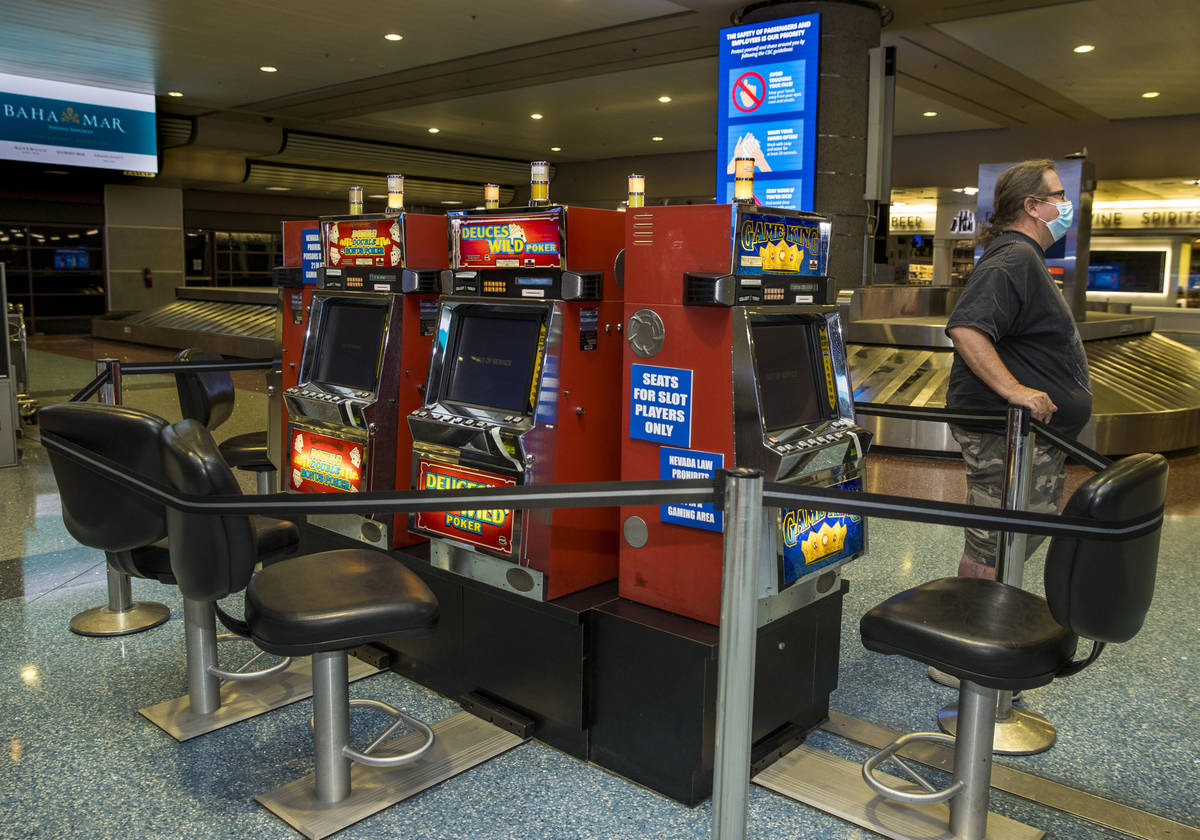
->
[1055,639,1105,679]
[862,731,965,805]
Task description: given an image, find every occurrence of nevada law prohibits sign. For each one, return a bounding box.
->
[630,364,692,447]
[716,14,820,211]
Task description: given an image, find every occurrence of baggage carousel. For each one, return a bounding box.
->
[92,286,279,358]
[844,289,1200,455]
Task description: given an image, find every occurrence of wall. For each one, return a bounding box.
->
[104,184,184,312]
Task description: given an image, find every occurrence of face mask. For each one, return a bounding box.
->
[1036,198,1074,243]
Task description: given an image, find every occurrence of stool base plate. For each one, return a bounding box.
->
[257,710,527,840]
[755,743,1044,840]
[939,702,1057,755]
[70,601,170,637]
[139,656,379,741]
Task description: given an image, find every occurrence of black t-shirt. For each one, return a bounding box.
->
[945,231,1092,437]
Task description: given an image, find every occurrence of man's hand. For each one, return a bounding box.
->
[1005,384,1057,423]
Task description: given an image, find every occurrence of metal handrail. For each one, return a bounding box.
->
[65,357,280,403]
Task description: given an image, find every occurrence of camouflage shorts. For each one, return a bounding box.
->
[949,424,1068,567]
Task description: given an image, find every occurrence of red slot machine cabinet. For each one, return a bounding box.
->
[618,203,870,625]
[283,212,446,549]
[407,205,624,601]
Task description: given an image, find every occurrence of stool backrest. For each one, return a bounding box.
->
[174,348,234,431]
[1044,452,1168,644]
[40,402,168,552]
[160,419,258,602]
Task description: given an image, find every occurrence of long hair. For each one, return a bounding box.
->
[980,159,1056,247]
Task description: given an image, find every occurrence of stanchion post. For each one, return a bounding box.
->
[97,358,132,614]
[711,467,763,840]
[995,404,1034,586]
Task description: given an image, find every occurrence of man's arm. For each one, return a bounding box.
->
[947,325,1057,422]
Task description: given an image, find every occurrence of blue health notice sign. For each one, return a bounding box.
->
[301,227,321,285]
[660,447,723,532]
[717,14,820,211]
[630,364,692,447]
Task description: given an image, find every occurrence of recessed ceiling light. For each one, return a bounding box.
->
[963,187,979,195]
[530,113,543,120]
[550,146,562,152]
[922,111,938,117]
[265,186,291,191]
[167,91,183,97]
[658,95,672,103]
[428,127,440,133]
[260,65,278,73]
[1073,44,1095,53]
[651,136,664,142]
[1141,91,1160,98]
[384,33,403,41]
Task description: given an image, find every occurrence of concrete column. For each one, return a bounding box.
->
[740,1,883,292]
[103,184,184,313]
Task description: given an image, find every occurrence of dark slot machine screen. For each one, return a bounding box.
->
[445,312,543,413]
[751,321,832,430]
[310,300,388,391]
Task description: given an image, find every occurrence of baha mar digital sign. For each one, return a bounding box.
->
[717,14,820,211]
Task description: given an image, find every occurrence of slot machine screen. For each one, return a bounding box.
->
[751,320,834,431]
[444,310,544,413]
[310,300,389,392]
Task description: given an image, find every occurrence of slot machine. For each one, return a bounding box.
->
[284,189,446,549]
[618,202,871,625]
[407,201,624,601]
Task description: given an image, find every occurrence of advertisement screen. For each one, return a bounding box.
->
[323,218,404,268]
[0,72,157,172]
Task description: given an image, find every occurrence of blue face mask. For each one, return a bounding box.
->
[1036,198,1074,243]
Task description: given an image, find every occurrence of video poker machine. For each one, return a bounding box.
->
[407,203,624,601]
[283,208,446,548]
[618,202,870,626]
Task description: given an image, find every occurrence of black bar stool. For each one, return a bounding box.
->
[859,452,1167,840]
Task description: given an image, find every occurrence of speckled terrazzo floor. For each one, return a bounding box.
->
[1,338,1197,839]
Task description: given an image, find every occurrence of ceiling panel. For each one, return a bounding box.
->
[934,0,1200,120]
[0,0,691,106]
[893,83,1007,135]
[342,59,718,162]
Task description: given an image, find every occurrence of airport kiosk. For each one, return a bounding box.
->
[284,210,446,548]
[588,201,871,803]
[407,204,625,600]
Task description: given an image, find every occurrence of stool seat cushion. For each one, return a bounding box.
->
[218,431,273,471]
[246,549,439,656]
[860,577,1078,691]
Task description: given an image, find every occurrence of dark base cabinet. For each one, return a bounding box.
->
[292,523,846,804]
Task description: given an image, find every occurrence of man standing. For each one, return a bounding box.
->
[945,159,1093,580]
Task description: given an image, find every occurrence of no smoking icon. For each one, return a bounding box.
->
[732,71,765,112]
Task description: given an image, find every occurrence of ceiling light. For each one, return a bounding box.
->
[167,91,183,97]
[265,186,291,191]
[658,95,672,103]
[1141,91,1160,98]
[1073,44,1095,53]
[651,136,664,142]
[963,186,979,195]
[550,146,561,152]
[922,111,938,117]
[428,127,440,133]
[1182,179,1200,186]
[260,65,278,73]
[441,200,464,205]
[384,33,403,41]
[367,194,387,199]
[530,113,543,120]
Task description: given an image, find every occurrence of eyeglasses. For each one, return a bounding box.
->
[1032,190,1067,201]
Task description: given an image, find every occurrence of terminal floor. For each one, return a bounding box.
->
[1,335,1197,840]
